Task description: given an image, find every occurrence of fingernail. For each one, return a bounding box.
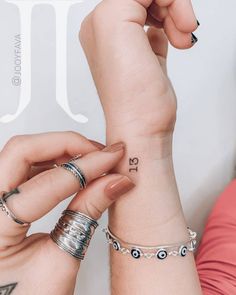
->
[191,33,198,45]
[197,20,200,26]
[105,176,135,200]
[89,139,105,150]
[102,142,125,153]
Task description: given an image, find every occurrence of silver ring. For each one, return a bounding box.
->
[60,162,87,190]
[0,189,31,227]
[53,154,83,169]
[50,210,98,260]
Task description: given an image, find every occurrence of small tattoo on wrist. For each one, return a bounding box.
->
[129,157,139,173]
[0,282,17,294]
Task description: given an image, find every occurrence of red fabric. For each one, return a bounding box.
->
[196,180,236,294]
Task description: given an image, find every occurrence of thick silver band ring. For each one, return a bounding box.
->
[60,162,87,190]
[50,210,98,260]
[0,189,31,227]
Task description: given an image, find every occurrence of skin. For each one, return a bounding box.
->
[0,0,201,294]
[0,132,135,295]
[147,0,199,48]
[79,0,202,294]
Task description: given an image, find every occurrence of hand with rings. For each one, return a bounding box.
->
[0,132,135,295]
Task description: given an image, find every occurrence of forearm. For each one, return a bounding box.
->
[107,131,202,294]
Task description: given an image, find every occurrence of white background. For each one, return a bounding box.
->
[0,0,236,294]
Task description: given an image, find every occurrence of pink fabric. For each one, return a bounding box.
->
[196,180,236,294]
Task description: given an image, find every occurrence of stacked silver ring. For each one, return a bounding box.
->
[60,162,87,190]
[50,210,98,260]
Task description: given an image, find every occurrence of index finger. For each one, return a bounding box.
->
[156,0,198,32]
[0,132,101,191]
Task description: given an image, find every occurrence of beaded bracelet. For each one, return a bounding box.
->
[103,227,197,260]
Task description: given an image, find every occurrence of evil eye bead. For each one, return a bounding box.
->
[156,249,168,260]
[131,248,142,259]
[112,240,121,251]
[179,245,188,257]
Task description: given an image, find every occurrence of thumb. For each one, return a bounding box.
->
[68,173,135,220]
[48,173,135,264]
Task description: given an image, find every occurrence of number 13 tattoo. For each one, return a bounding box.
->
[129,157,139,173]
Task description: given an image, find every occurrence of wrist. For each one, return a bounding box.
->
[106,130,174,162]
[106,131,187,244]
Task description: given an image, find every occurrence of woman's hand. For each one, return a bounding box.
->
[79,0,199,142]
[147,0,199,46]
[0,132,135,295]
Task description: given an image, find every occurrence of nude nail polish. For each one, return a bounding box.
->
[105,176,135,200]
[102,142,125,153]
[191,33,198,45]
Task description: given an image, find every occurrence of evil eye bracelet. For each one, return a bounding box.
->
[103,227,197,260]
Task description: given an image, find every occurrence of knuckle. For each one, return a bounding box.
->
[31,170,64,203]
[6,135,26,145]
[79,1,118,48]
[65,130,79,138]
[83,199,103,220]
[91,5,105,25]
[4,135,28,153]
[85,2,109,31]
[91,1,120,27]
[31,170,54,190]
[79,16,90,45]
[79,6,102,46]
[64,131,84,143]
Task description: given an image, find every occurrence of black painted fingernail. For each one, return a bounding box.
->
[197,20,200,26]
[191,33,198,45]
